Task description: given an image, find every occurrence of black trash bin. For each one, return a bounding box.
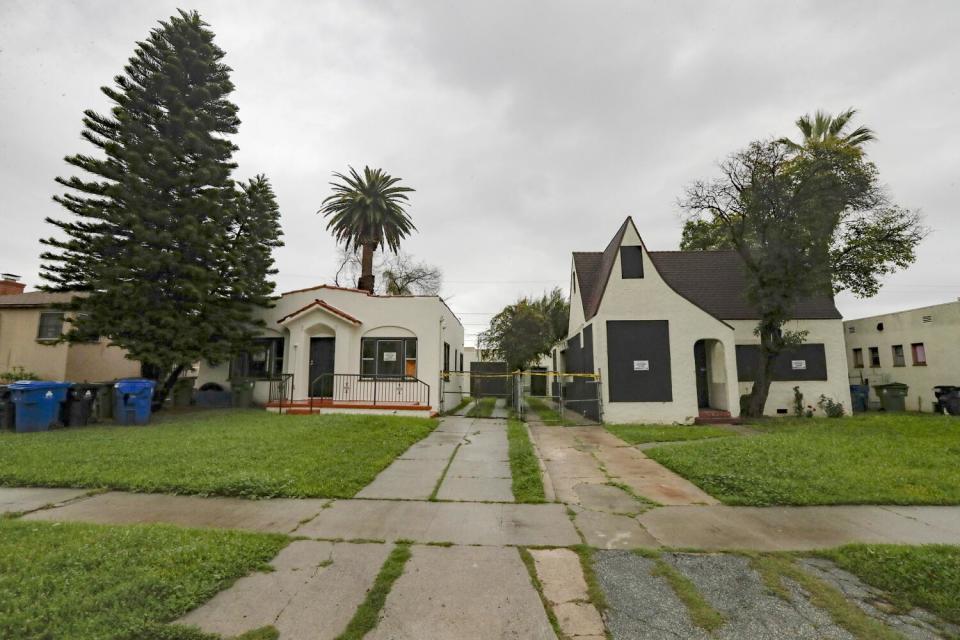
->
[62,384,99,427]
[0,385,13,430]
[934,386,960,416]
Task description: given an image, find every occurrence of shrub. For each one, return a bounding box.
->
[0,366,40,383]
[817,394,846,418]
[792,386,805,417]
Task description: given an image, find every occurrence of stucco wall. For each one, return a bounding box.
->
[844,301,960,412]
[0,308,70,379]
[65,342,141,382]
[196,286,464,410]
[572,223,740,425]
[729,318,851,416]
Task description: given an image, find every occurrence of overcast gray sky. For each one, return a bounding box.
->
[1,0,957,343]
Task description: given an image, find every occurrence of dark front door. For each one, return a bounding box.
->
[694,340,709,408]
[309,338,335,397]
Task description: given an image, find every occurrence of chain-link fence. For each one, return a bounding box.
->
[518,370,603,426]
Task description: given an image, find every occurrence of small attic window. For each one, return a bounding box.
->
[620,246,643,279]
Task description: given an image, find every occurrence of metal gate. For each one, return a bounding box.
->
[518,370,603,426]
[440,365,517,418]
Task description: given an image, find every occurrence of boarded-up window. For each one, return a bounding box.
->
[606,320,672,402]
[736,343,828,381]
[620,246,644,279]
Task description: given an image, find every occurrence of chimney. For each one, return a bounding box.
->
[0,273,26,296]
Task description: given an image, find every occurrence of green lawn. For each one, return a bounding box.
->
[0,518,288,640]
[467,397,497,418]
[818,544,960,626]
[525,397,563,425]
[606,424,735,444]
[646,414,960,506]
[507,418,546,503]
[0,409,436,499]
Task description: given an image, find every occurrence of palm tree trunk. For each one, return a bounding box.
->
[358,242,376,293]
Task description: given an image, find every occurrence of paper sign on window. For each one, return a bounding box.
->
[791,360,806,370]
[633,360,649,371]
[382,352,397,361]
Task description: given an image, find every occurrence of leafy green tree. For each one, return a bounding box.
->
[480,289,568,371]
[681,109,925,298]
[681,119,922,416]
[40,10,283,401]
[319,166,416,293]
[530,287,569,345]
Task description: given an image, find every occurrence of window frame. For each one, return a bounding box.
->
[868,347,881,368]
[852,348,864,368]
[891,344,905,367]
[360,337,417,379]
[231,337,285,380]
[911,342,927,366]
[36,311,65,342]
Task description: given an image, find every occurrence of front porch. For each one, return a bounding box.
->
[264,372,435,418]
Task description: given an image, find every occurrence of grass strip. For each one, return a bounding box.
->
[518,548,567,640]
[507,419,546,503]
[525,397,563,425]
[0,519,288,640]
[334,543,412,640]
[467,397,497,418]
[429,442,462,501]
[818,544,960,625]
[750,554,902,640]
[651,557,726,633]
[606,424,734,444]
[443,397,471,416]
[572,544,609,614]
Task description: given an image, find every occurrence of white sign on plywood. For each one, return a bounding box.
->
[633,360,649,371]
[791,360,806,370]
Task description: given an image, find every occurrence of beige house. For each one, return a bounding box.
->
[559,218,851,424]
[844,300,960,412]
[196,284,465,417]
[0,276,140,382]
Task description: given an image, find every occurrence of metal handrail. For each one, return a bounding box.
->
[308,373,431,414]
[265,374,294,414]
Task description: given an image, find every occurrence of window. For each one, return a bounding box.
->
[360,337,417,378]
[620,246,644,279]
[869,347,880,367]
[892,344,905,367]
[459,352,464,372]
[911,343,927,366]
[852,348,863,368]
[37,312,64,341]
[443,342,450,381]
[232,338,284,379]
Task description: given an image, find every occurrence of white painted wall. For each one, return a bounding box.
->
[844,300,960,412]
[196,286,464,410]
[729,319,852,416]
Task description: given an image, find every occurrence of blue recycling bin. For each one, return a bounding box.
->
[8,380,71,432]
[114,378,156,425]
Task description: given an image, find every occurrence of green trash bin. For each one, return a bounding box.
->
[231,380,254,408]
[172,377,196,407]
[874,382,909,412]
[95,382,115,421]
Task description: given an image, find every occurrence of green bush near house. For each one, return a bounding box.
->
[646,414,960,505]
[819,544,960,625]
[0,409,436,499]
[0,519,288,640]
[606,424,735,444]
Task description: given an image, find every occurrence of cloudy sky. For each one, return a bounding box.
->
[1,0,957,344]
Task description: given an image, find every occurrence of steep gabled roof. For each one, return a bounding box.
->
[571,218,842,322]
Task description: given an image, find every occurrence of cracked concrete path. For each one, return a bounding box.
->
[530,425,718,506]
[357,415,513,501]
[594,550,957,640]
[177,540,392,639]
[0,486,90,514]
[366,545,556,640]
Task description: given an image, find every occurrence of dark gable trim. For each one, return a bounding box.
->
[735,343,829,382]
[606,320,673,402]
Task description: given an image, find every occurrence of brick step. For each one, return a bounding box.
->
[694,408,741,425]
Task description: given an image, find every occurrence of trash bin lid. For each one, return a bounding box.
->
[873,382,909,389]
[114,378,157,393]
[8,380,71,391]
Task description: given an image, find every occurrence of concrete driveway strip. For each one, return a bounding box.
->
[295,499,580,546]
[639,505,960,551]
[23,491,329,533]
[178,540,391,639]
[366,545,556,640]
[0,487,91,514]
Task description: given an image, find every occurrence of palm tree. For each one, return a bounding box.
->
[780,108,875,151]
[319,166,416,293]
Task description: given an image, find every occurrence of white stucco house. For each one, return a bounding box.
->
[844,300,960,412]
[558,217,851,424]
[196,284,465,417]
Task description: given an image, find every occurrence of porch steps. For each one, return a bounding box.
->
[694,409,742,425]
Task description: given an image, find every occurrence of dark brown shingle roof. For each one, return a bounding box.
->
[0,291,76,307]
[571,218,842,321]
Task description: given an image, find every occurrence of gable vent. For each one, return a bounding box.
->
[922,315,933,323]
[847,326,856,334]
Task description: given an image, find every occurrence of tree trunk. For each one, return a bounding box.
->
[357,242,376,293]
[152,364,186,410]
[744,323,781,417]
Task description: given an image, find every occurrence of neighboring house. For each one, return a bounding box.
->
[196,284,465,417]
[0,275,141,382]
[558,218,850,424]
[844,300,960,412]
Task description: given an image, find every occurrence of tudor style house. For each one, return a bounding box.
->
[558,217,851,424]
[196,284,465,417]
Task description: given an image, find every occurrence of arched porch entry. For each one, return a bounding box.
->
[693,339,730,411]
